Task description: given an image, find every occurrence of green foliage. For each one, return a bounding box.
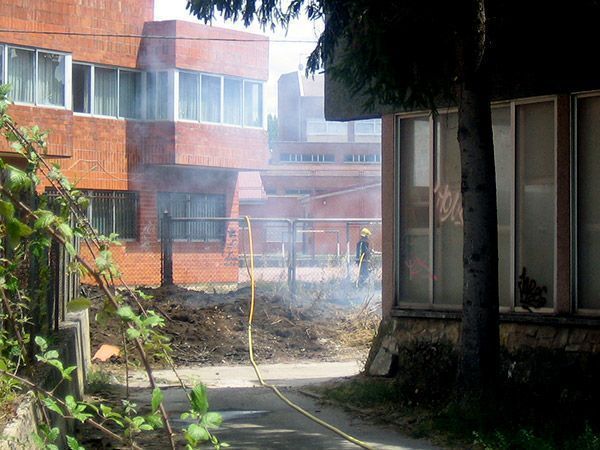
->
[32,424,60,450]
[181,384,227,449]
[0,83,224,450]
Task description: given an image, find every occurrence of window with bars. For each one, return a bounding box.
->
[157,192,226,242]
[46,189,138,240]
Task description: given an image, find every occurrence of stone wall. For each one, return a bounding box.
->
[367,313,600,376]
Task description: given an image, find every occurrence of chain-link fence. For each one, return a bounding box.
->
[159,215,382,302]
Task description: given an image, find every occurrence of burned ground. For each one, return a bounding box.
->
[86,285,380,366]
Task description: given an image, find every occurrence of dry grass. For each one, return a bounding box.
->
[334,294,381,349]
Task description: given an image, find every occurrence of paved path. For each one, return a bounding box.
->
[127,361,441,450]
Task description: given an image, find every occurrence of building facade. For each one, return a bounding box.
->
[240,71,381,258]
[0,0,269,286]
[326,64,600,373]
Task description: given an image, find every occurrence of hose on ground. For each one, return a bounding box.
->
[244,216,375,450]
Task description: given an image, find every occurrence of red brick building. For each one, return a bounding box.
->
[0,0,269,286]
[240,71,381,257]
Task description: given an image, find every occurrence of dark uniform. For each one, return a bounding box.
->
[356,235,371,286]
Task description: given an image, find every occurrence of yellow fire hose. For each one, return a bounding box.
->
[244,217,375,450]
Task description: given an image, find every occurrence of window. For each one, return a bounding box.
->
[0,46,4,84]
[344,154,381,163]
[179,72,199,120]
[37,52,65,106]
[306,119,347,136]
[354,119,382,135]
[157,192,226,242]
[7,47,35,103]
[280,153,335,163]
[94,67,117,116]
[4,46,67,107]
[176,70,263,127]
[577,95,600,309]
[201,74,221,123]
[395,101,556,308]
[146,71,168,120]
[224,78,243,125]
[72,64,91,113]
[47,189,138,240]
[119,70,142,119]
[244,81,262,127]
[515,102,555,308]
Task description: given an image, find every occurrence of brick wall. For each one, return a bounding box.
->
[0,0,153,67]
[138,20,269,81]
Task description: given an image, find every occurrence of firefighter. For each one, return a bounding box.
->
[356,227,372,286]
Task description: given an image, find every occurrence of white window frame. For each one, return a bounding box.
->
[243,79,264,129]
[175,69,264,129]
[4,44,71,110]
[91,64,120,118]
[72,62,93,115]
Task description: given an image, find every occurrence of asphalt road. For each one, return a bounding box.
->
[127,361,441,450]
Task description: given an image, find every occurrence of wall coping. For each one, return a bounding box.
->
[392,307,600,328]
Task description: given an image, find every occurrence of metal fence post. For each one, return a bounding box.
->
[161,211,173,286]
[288,220,297,295]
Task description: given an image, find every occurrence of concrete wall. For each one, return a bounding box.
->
[0,310,91,449]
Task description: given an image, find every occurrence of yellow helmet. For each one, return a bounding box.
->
[360,227,372,237]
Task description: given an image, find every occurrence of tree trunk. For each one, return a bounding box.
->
[456,73,499,398]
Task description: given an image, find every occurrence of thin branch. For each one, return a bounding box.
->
[0,369,142,450]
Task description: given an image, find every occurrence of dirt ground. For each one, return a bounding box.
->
[86,284,380,367]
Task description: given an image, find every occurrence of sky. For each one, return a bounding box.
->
[154,0,324,115]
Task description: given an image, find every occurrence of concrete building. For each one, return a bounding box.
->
[0,0,269,286]
[325,33,600,371]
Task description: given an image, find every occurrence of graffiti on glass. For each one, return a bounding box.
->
[434,181,463,226]
[405,256,438,281]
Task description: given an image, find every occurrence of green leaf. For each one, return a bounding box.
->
[116,305,136,321]
[201,412,223,429]
[66,435,85,450]
[44,350,59,360]
[35,336,48,352]
[0,199,15,220]
[189,384,209,415]
[65,395,77,413]
[126,328,141,340]
[143,312,164,328]
[6,218,33,240]
[4,166,32,192]
[63,366,77,380]
[186,423,210,444]
[67,297,92,313]
[64,242,76,257]
[144,413,163,429]
[151,387,163,413]
[46,359,64,373]
[34,210,55,230]
[47,426,60,442]
[42,397,64,416]
[57,222,73,240]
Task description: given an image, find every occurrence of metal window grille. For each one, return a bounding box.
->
[45,189,138,239]
[157,192,226,242]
